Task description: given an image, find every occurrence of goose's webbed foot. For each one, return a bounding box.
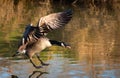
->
[36,54,49,66]
[41,63,49,66]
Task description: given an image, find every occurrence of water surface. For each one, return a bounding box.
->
[0,1,120,78]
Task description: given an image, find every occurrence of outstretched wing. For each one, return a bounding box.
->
[37,9,73,33]
[22,24,36,44]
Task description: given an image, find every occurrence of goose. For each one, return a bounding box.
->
[13,9,73,68]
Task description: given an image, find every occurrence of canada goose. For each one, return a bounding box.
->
[13,9,73,68]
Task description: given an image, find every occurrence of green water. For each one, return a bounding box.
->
[0,1,120,78]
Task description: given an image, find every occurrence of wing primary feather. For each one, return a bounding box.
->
[37,9,73,34]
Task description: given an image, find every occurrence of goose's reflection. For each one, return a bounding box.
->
[11,70,49,78]
[11,75,19,78]
[29,70,49,78]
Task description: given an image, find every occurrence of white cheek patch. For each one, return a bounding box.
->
[61,43,65,47]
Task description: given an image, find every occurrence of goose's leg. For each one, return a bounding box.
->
[36,54,49,66]
[49,40,71,48]
[29,58,43,68]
